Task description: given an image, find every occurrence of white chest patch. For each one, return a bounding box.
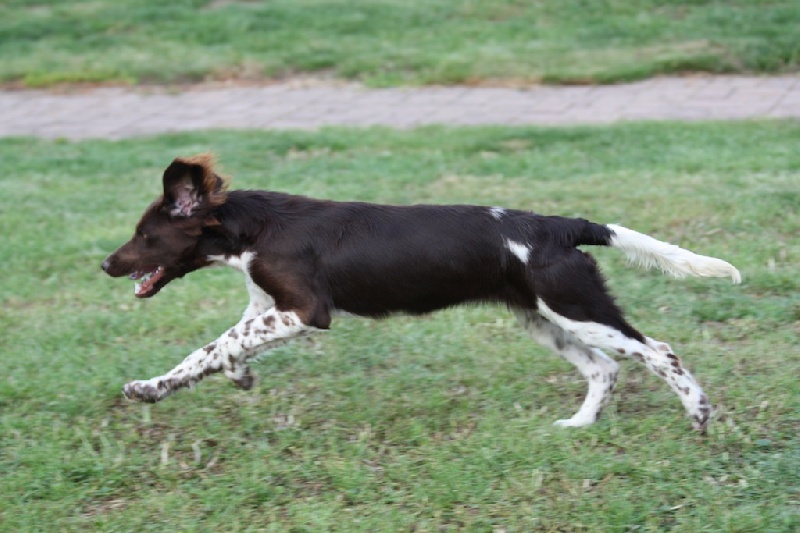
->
[505,239,531,264]
[208,251,275,316]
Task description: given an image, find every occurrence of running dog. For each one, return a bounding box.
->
[102,154,740,431]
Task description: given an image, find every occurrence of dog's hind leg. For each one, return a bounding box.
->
[122,308,315,403]
[536,300,711,431]
[641,336,712,430]
[514,309,619,427]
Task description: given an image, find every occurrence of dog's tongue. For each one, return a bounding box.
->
[133,267,164,297]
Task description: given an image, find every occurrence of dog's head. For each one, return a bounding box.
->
[101,154,228,298]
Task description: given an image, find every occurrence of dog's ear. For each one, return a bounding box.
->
[162,153,228,217]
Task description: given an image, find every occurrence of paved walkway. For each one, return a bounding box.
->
[1,76,798,140]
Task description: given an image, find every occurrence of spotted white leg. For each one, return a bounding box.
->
[516,310,619,427]
[537,301,711,431]
[643,337,712,431]
[122,308,314,403]
[219,309,314,390]
[227,276,276,389]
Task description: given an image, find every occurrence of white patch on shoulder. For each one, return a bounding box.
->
[490,206,506,220]
[207,251,253,272]
[505,239,531,264]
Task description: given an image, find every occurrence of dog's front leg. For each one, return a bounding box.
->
[122,308,314,402]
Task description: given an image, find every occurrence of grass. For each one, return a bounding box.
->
[1,0,800,88]
[1,122,799,531]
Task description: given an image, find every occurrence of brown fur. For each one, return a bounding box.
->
[163,152,229,213]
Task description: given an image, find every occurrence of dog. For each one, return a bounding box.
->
[101,154,740,431]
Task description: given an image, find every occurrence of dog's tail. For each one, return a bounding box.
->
[575,220,741,283]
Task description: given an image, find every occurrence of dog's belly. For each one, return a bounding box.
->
[328,266,530,318]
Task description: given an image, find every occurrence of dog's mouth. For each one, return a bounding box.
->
[130,266,167,298]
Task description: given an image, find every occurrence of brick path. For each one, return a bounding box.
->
[1,76,798,140]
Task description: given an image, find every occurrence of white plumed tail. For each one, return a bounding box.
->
[607,224,741,283]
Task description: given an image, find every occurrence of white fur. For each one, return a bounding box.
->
[607,224,741,283]
[209,251,275,319]
[215,309,311,381]
[208,251,251,271]
[489,206,506,220]
[537,300,639,354]
[123,308,314,402]
[515,309,618,427]
[505,239,531,264]
[536,301,711,429]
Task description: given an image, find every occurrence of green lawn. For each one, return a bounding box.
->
[2,0,799,87]
[1,123,799,531]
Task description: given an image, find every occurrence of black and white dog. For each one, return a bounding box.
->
[102,154,740,431]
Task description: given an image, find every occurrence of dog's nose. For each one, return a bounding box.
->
[101,259,110,272]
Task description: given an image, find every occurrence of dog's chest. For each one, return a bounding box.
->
[208,251,274,311]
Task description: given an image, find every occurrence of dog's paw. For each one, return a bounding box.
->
[553,415,596,428]
[231,368,256,391]
[122,380,163,403]
[691,409,712,434]
[690,394,712,434]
